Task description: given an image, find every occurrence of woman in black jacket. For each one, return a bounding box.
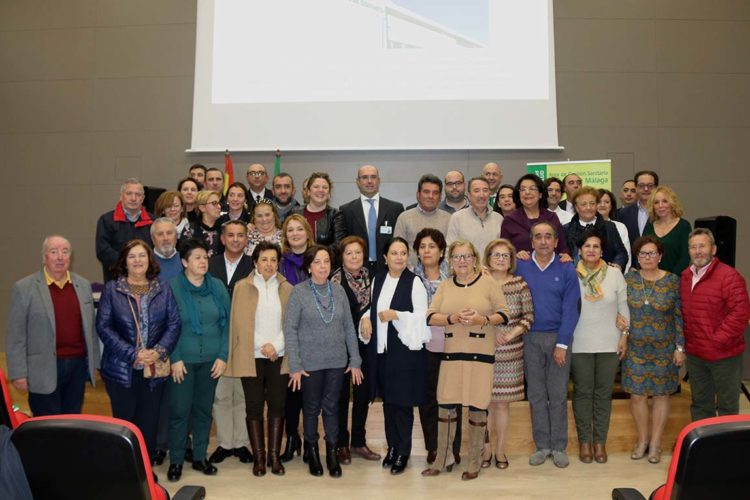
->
[291,172,339,248]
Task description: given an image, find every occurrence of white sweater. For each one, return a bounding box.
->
[571,267,629,353]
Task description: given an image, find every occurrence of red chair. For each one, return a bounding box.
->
[612,414,750,500]
[11,414,205,500]
[0,369,30,428]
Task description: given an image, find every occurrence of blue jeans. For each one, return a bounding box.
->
[28,356,87,416]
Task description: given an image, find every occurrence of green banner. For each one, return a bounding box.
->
[527,159,612,191]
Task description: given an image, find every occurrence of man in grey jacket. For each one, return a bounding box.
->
[5,235,99,416]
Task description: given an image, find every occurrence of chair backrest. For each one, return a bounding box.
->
[11,415,166,500]
[0,370,19,428]
[663,414,750,500]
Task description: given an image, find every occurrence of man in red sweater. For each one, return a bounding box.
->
[680,228,750,421]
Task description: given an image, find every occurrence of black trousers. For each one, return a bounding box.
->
[419,350,462,454]
[105,370,164,457]
[241,358,288,420]
[384,402,414,457]
[337,341,371,448]
[302,368,344,444]
[284,386,303,436]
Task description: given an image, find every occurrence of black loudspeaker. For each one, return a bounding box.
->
[143,186,166,215]
[694,216,736,268]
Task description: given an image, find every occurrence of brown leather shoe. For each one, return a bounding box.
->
[351,445,381,461]
[426,450,437,465]
[579,442,593,463]
[461,471,479,481]
[594,443,607,463]
[336,447,352,465]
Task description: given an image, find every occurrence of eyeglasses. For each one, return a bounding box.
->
[202,200,221,207]
[451,254,475,262]
[519,187,539,193]
[490,252,511,260]
[445,181,464,188]
[638,251,658,258]
[637,183,655,190]
[247,171,266,178]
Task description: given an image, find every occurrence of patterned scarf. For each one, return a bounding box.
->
[331,266,370,309]
[413,260,450,305]
[576,259,607,302]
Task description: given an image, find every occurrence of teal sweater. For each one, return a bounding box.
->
[169,274,229,363]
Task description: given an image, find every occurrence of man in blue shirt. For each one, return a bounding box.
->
[517,221,581,468]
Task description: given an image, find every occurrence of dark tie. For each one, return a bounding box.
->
[256,195,261,203]
[367,199,377,262]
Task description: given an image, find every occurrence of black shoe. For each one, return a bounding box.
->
[153,449,167,466]
[325,442,342,478]
[391,455,409,475]
[167,464,182,482]
[382,447,396,468]
[304,441,324,477]
[209,446,233,464]
[184,447,193,463]
[234,446,254,463]
[192,459,218,476]
[281,433,302,463]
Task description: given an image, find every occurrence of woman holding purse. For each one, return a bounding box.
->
[97,239,181,461]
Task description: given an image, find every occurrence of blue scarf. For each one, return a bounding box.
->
[177,272,227,336]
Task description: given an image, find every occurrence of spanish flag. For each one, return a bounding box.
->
[224,149,234,195]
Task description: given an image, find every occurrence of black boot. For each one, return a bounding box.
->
[281,432,302,463]
[304,441,324,476]
[325,441,342,478]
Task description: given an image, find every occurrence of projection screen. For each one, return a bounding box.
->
[190,0,560,151]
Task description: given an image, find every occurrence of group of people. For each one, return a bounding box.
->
[6,162,749,485]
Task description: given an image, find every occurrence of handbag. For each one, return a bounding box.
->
[128,297,171,379]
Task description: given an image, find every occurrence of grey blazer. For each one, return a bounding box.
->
[5,270,99,394]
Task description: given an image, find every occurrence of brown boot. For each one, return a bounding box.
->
[248,420,266,476]
[579,442,593,463]
[268,417,285,475]
[421,407,457,476]
[594,442,607,463]
[462,410,487,481]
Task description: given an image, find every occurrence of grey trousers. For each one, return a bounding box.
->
[524,332,571,451]
[212,376,249,449]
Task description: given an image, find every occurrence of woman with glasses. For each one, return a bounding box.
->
[481,239,534,470]
[562,186,628,270]
[154,191,188,234]
[423,240,508,481]
[642,186,692,275]
[621,236,685,465]
[180,190,223,258]
[500,174,570,261]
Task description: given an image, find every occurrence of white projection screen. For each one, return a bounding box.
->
[190,0,560,151]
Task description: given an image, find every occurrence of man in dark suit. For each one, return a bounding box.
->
[246,163,274,212]
[618,170,659,252]
[6,236,99,416]
[207,220,255,464]
[334,165,404,275]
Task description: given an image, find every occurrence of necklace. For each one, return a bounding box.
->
[127,281,150,296]
[310,280,336,324]
[638,271,656,306]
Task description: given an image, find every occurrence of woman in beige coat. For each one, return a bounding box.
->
[225,241,293,476]
[423,240,509,481]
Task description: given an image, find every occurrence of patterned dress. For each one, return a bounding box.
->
[492,275,534,402]
[622,271,684,395]
[244,228,282,257]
